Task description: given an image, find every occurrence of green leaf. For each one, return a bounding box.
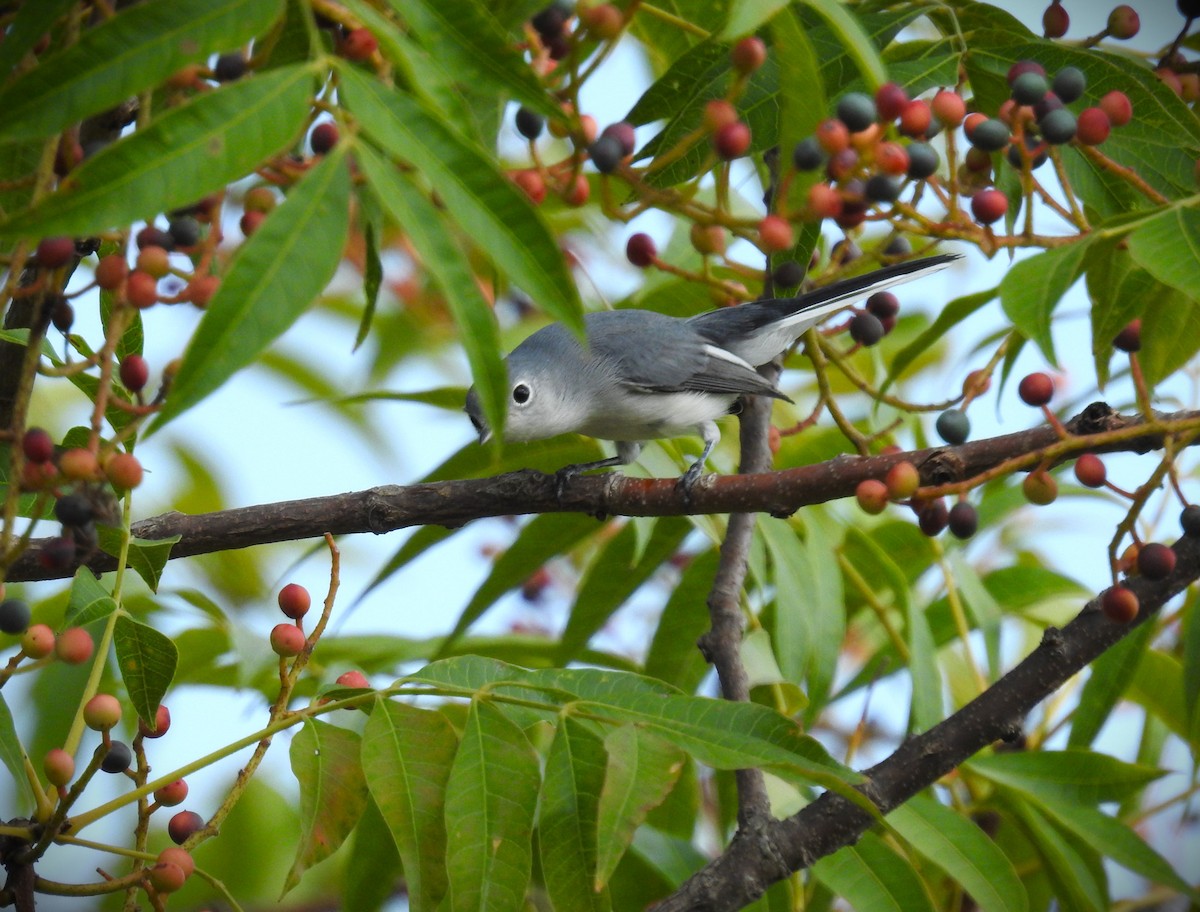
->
[357,219,384,352]
[0,693,36,815]
[1137,279,1200,389]
[886,287,996,390]
[284,719,368,896]
[337,64,582,333]
[0,0,78,86]
[150,145,351,432]
[355,142,506,448]
[969,750,1165,806]
[558,517,690,663]
[772,7,826,216]
[1126,204,1200,301]
[1007,795,1106,912]
[444,699,540,912]
[96,527,180,593]
[1128,648,1200,748]
[812,830,937,912]
[1000,242,1090,365]
[643,549,722,693]
[801,0,887,89]
[0,65,312,239]
[594,726,685,889]
[386,0,558,117]
[113,614,178,725]
[344,795,404,912]
[888,794,1028,912]
[64,567,118,626]
[1086,241,1150,387]
[362,698,456,912]
[0,0,285,144]
[721,0,787,39]
[1068,620,1155,748]
[539,716,611,911]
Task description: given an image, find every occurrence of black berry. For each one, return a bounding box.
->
[1039,108,1077,145]
[1180,503,1200,535]
[167,216,201,247]
[836,92,877,132]
[515,106,544,140]
[906,142,939,179]
[969,119,1010,152]
[54,493,94,527]
[772,261,805,289]
[588,135,623,173]
[213,52,247,82]
[1052,66,1086,103]
[849,312,885,346]
[865,174,900,202]
[936,409,971,445]
[101,741,132,774]
[792,137,826,171]
[1011,71,1049,105]
[0,598,32,635]
[948,502,978,539]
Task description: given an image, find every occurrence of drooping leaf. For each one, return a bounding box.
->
[113,614,178,725]
[812,830,937,912]
[0,693,36,815]
[999,241,1090,365]
[1068,620,1155,748]
[643,548,722,693]
[968,750,1166,806]
[64,568,118,626]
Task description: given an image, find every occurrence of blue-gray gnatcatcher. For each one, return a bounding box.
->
[465,253,959,490]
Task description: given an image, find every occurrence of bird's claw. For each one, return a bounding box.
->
[675,461,705,507]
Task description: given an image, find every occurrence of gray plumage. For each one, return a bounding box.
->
[465,253,959,486]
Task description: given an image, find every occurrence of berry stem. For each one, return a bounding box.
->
[1046,146,1089,230]
[637,2,711,37]
[1076,144,1169,206]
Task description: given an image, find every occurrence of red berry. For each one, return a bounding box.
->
[855,479,889,514]
[310,121,339,154]
[59,448,100,481]
[167,810,205,845]
[1113,319,1141,352]
[757,215,794,252]
[866,291,899,319]
[56,627,94,665]
[512,169,546,205]
[1043,2,1069,37]
[689,223,725,255]
[898,100,932,137]
[1099,90,1132,126]
[1022,470,1058,505]
[963,112,987,139]
[340,27,378,61]
[139,704,171,739]
[83,694,122,731]
[563,173,590,206]
[22,428,54,463]
[336,670,370,688]
[270,623,306,657]
[1137,542,1176,580]
[1007,60,1046,85]
[1107,4,1139,38]
[806,182,842,219]
[1076,107,1111,145]
[971,188,1008,225]
[1074,453,1107,488]
[125,270,158,309]
[44,748,75,787]
[148,862,187,894]
[874,82,909,121]
[104,452,144,491]
[814,118,850,154]
[21,624,55,659]
[626,233,657,267]
[931,89,966,126]
[713,121,751,159]
[917,499,949,536]
[187,274,220,308]
[239,209,266,237]
[154,778,189,807]
[277,583,311,619]
[135,226,174,251]
[1101,585,1139,623]
[157,847,194,879]
[582,3,623,39]
[243,187,277,213]
[730,36,767,74]
[874,141,909,176]
[1018,371,1054,406]
[119,354,149,392]
[601,122,636,157]
[703,100,738,132]
[36,236,75,268]
[136,245,170,279]
[95,255,129,290]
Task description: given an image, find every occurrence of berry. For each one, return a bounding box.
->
[1039,108,1077,145]
[1076,107,1111,145]
[157,847,195,879]
[898,100,932,137]
[969,119,1010,152]
[36,236,75,268]
[0,598,32,635]
[310,122,339,154]
[515,107,544,140]
[601,122,636,157]
[270,623,306,657]
[148,862,188,894]
[1011,71,1049,106]
[948,501,979,539]
[54,493,94,527]
[1107,4,1139,39]
[168,810,205,844]
[95,255,128,290]
[929,89,965,127]
[792,136,826,170]
[886,461,921,499]
[814,118,850,153]
[626,233,657,267]
[713,121,751,159]
[531,3,568,39]
[1052,66,1086,103]
[849,312,885,346]
[104,452,144,491]
[1181,0,1200,16]
[807,182,842,219]
[917,499,949,536]
[967,146,993,173]
[84,694,122,731]
[59,448,100,481]
[512,170,546,205]
[154,778,189,807]
[341,27,378,61]
[856,479,890,514]
[56,627,94,664]
[731,36,767,74]
[21,624,55,658]
[588,134,623,173]
[866,291,899,319]
[1137,543,1176,580]
[1074,453,1107,487]
[243,187,277,213]
[1043,2,1069,37]
[863,174,898,203]
[875,82,909,121]
[38,537,76,572]
[1007,136,1048,170]
[44,748,75,787]
[1181,504,1200,535]
[1099,90,1132,127]
[1034,92,1064,122]
[836,92,877,132]
[1101,585,1139,623]
[1022,470,1058,505]
[125,270,158,308]
[1018,371,1055,406]
[757,215,793,252]
[336,670,371,688]
[936,409,971,445]
[50,297,73,333]
[119,354,149,392]
[971,188,1008,225]
[101,740,132,773]
[22,428,54,463]
[689,223,725,255]
[1007,60,1046,85]
[278,583,311,619]
[582,3,623,39]
[703,100,738,132]
[135,225,174,251]
[825,147,858,181]
[874,141,909,176]
[186,274,220,308]
[906,142,939,179]
[213,52,246,82]
[139,704,171,738]
[563,173,590,206]
[772,260,804,288]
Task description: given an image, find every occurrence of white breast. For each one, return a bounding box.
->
[578,390,736,441]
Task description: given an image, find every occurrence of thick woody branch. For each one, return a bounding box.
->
[3,402,1190,583]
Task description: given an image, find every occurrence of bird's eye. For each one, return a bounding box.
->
[512,383,531,404]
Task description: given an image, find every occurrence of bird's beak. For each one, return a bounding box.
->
[477,426,492,445]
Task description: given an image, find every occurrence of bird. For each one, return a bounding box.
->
[465,253,959,492]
